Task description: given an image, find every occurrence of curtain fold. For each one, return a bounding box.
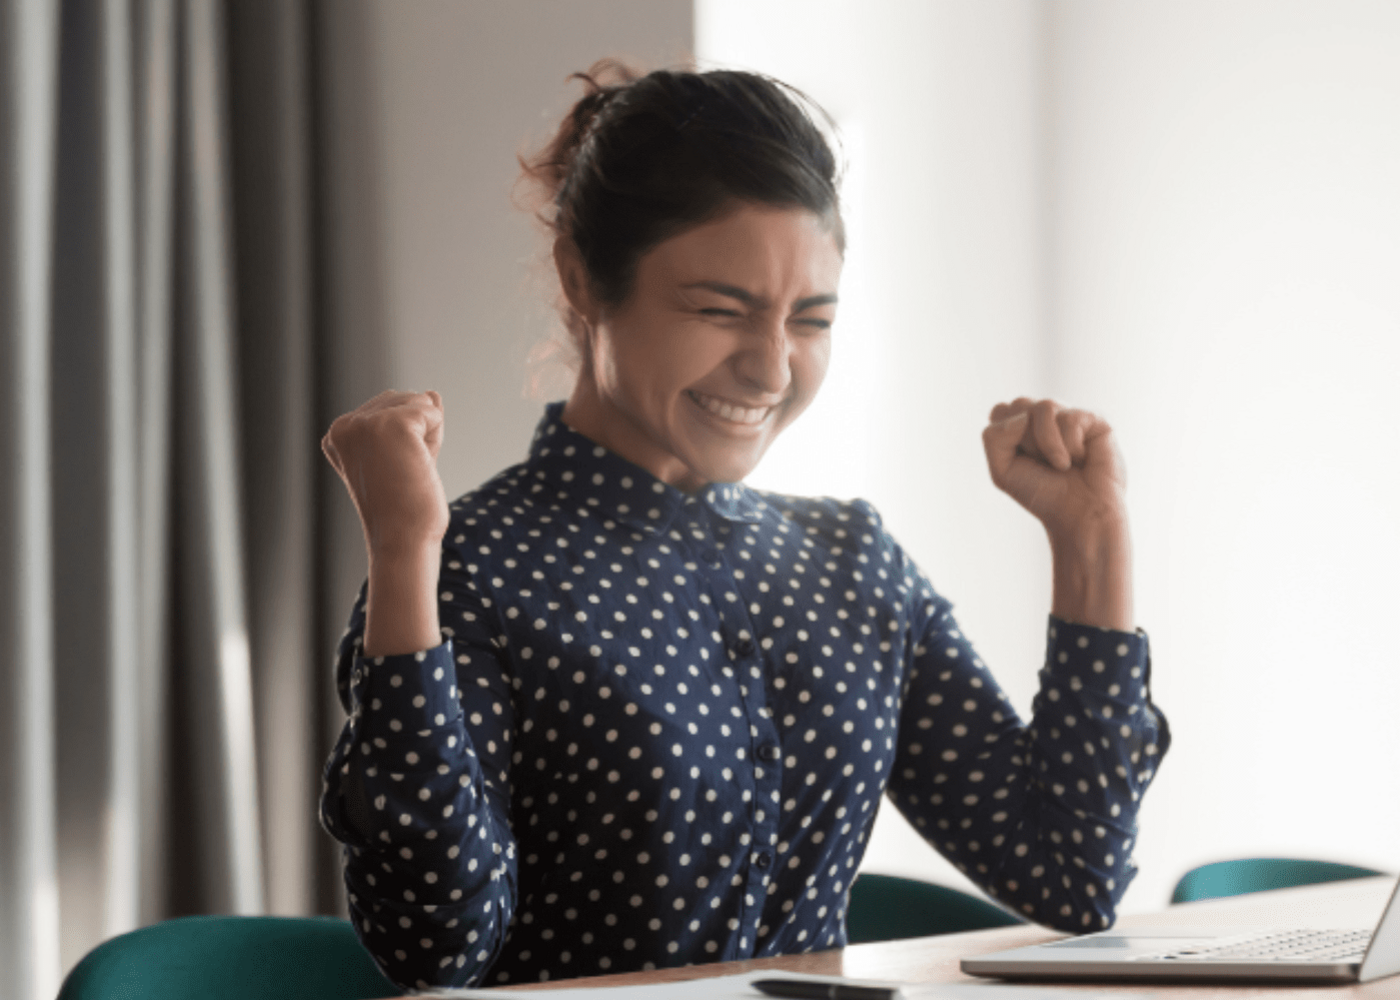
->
[226,0,319,920]
[0,2,62,998]
[133,0,176,931]
[1,1,355,992]
[176,0,264,919]
[97,0,142,945]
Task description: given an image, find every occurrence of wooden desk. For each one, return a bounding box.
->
[471,876,1400,997]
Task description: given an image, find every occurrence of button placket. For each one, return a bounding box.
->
[729,593,784,957]
[685,509,784,959]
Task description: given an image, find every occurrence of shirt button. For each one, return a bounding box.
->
[759,743,781,761]
[755,852,772,869]
[735,638,755,657]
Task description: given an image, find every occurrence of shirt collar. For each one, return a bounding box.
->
[526,402,767,534]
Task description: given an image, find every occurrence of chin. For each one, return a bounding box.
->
[690,451,764,485]
[671,422,778,485]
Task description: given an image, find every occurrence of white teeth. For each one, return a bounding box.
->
[691,391,770,426]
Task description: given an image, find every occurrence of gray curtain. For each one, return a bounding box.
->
[0,1,355,995]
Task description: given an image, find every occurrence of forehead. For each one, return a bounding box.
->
[638,204,844,297]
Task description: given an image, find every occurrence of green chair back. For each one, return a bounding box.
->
[1171,858,1385,905]
[57,915,399,1000]
[846,873,1023,944]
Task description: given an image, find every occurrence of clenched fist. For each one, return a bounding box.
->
[982,397,1126,540]
[323,390,449,557]
[982,397,1133,631]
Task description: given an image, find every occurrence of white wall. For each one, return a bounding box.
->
[701,0,1400,912]
[1046,1,1400,908]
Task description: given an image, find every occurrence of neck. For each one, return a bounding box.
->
[561,379,704,493]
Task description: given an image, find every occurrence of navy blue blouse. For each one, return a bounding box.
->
[320,403,1170,990]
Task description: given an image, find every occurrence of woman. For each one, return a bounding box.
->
[319,64,1168,991]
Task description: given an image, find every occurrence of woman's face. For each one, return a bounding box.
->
[561,203,843,493]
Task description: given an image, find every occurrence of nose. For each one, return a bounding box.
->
[734,320,792,396]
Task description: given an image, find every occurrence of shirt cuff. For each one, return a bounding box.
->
[1044,615,1150,695]
[350,641,463,739]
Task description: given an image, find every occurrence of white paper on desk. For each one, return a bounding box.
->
[903,987,1146,1000]
[417,969,1149,999]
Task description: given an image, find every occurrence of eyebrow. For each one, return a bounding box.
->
[682,281,838,313]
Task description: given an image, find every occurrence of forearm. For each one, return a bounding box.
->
[336,726,515,990]
[1048,508,1133,632]
[321,642,517,988]
[364,541,443,656]
[890,614,1167,932]
[990,621,1167,929]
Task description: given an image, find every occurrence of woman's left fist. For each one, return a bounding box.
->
[981,397,1127,540]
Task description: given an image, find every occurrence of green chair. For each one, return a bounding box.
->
[57,915,399,1000]
[846,873,1024,944]
[1171,858,1386,905]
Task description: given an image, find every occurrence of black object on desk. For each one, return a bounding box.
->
[752,978,905,1000]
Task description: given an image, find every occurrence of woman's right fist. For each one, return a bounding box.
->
[322,390,449,557]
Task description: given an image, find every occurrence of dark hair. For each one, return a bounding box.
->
[522,61,844,333]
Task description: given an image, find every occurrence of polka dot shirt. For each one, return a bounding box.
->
[320,403,1170,991]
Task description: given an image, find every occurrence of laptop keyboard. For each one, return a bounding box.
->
[1150,929,1371,963]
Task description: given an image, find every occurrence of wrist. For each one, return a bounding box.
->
[1044,492,1127,544]
[1048,508,1133,632]
[1046,506,1128,562]
[364,542,443,657]
[366,534,443,571]
[362,512,447,562]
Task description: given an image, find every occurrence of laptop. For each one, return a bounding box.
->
[961,877,1400,983]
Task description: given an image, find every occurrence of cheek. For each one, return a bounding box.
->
[794,339,832,400]
[644,327,728,393]
[600,316,682,391]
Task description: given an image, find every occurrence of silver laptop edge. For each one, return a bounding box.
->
[1358,876,1400,982]
[960,877,1400,984]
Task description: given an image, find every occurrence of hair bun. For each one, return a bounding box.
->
[521,60,638,208]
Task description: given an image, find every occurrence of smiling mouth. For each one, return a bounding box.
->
[687,390,776,426]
